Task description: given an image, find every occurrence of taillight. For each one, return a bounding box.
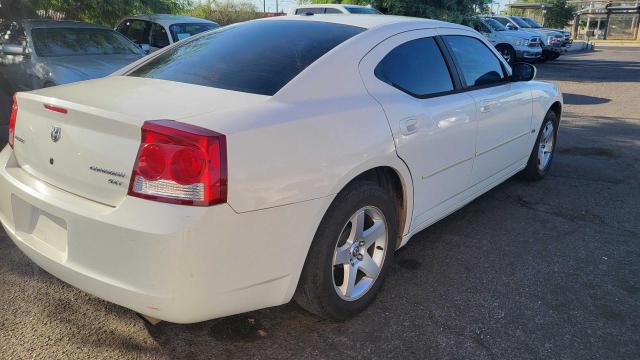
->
[8,94,18,149]
[128,120,227,206]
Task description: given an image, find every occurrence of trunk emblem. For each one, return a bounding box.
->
[50,127,62,143]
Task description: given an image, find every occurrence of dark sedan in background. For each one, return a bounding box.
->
[0,20,144,92]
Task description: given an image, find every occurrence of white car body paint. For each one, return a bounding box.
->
[0,15,562,323]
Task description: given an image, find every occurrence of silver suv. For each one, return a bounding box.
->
[490,16,565,61]
[475,17,542,63]
[520,17,572,48]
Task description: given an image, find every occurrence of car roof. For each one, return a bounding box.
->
[259,14,466,31]
[22,20,109,30]
[120,14,216,27]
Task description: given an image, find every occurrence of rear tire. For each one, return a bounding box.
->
[520,110,558,180]
[294,181,398,320]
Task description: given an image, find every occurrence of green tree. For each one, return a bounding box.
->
[308,0,487,24]
[3,0,189,26]
[544,0,575,28]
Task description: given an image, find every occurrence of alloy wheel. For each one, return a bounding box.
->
[537,121,555,171]
[332,206,388,301]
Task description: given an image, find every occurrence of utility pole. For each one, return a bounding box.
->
[276,0,279,13]
[264,0,266,13]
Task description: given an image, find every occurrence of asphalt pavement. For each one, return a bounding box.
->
[0,47,639,360]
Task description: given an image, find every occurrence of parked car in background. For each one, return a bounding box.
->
[490,16,565,61]
[116,14,219,53]
[520,17,572,47]
[474,17,542,63]
[3,15,561,324]
[0,20,144,91]
[289,4,382,15]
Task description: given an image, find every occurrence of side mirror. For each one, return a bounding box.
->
[506,23,516,30]
[511,62,536,82]
[1,44,27,56]
[139,43,151,54]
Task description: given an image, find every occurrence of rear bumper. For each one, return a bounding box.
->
[0,146,329,323]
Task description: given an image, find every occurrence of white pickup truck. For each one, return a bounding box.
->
[474,16,543,64]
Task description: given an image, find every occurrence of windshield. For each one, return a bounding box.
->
[129,20,364,96]
[32,28,141,57]
[512,17,532,28]
[482,18,507,31]
[169,23,218,42]
[345,6,382,14]
[522,17,543,28]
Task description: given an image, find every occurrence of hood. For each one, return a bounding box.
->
[501,29,540,40]
[525,28,562,37]
[42,54,144,84]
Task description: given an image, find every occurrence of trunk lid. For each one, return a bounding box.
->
[12,76,268,206]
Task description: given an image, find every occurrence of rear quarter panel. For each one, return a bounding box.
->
[178,27,415,235]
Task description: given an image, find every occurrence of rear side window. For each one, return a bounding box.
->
[149,23,170,48]
[118,19,151,45]
[443,35,506,88]
[345,6,382,14]
[169,23,218,42]
[129,21,364,96]
[374,37,454,98]
[295,8,325,14]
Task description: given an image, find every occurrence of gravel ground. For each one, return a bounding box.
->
[0,47,639,360]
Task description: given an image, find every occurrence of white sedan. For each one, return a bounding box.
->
[1,15,562,323]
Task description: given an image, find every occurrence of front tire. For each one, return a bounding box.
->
[294,181,398,320]
[496,44,516,64]
[520,110,558,180]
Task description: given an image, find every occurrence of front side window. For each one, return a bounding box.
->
[169,23,218,42]
[511,17,532,28]
[31,28,141,57]
[374,37,454,98]
[129,20,364,96]
[474,21,491,34]
[481,18,508,32]
[493,17,512,27]
[522,17,543,28]
[443,35,506,88]
[325,8,342,14]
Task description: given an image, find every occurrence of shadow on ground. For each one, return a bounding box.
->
[139,116,640,359]
[563,93,610,105]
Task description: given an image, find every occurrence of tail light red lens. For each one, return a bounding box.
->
[128,120,227,206]
[8,94,18,149]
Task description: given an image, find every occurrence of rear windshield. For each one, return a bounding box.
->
[129,20,364,96]
[32,28,141,57]
[168,22,218,42]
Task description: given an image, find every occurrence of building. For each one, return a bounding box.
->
[506,1,639,40]
[570,1,639,40]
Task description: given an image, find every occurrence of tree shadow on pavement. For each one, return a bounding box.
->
[536,58,640,83]
[562,93,610,105]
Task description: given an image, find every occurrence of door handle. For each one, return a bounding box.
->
[400,117,419,136]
